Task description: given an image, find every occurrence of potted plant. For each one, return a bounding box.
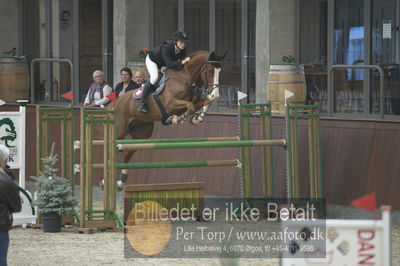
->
[32,143,77,232]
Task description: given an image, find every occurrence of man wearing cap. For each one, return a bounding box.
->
[138,30,191,113]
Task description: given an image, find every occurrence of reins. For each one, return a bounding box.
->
[168,57,220,94]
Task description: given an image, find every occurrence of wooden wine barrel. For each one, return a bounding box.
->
[0,57,29,103]
[267,64,306,115]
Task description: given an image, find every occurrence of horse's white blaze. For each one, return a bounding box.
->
[122,169,128,175]
[208,68,221,101]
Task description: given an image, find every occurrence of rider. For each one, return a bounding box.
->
[138,30,191,113]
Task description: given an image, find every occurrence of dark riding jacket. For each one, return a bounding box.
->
[0,169,21,231]
[114,80,140,98]
[148,40,187,70]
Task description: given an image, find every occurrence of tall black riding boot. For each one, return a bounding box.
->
[138,81,154,113]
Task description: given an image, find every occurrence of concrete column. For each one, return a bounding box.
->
[255,0,270,103]
[113,0,127,87]
[125,0,151,62]
[0,0,19,54]
[269,0,296,64]
[255,0,297,103]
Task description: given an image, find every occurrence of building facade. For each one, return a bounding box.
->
[1,0,400,118]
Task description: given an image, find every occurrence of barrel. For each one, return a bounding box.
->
[267,64,306,115]
[0,57,29,103]
[127,61,150,80]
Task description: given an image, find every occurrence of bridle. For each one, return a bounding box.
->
[169,59,221,97]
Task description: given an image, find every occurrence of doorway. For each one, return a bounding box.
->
[26,0,113,105]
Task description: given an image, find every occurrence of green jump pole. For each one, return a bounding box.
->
[118,139,286,151]
[117,159,240,169]
[115,136,240,144]
[86,137,240,146]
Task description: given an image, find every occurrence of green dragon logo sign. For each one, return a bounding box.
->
[0,118,17,147]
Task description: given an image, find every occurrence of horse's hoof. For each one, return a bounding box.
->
[166,115,178,124]
[191,115,203,125]
[117,180,124,191]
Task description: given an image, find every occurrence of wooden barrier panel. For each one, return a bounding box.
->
[123,182,204,223]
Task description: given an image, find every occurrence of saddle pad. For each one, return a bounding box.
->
[132,75,167,99]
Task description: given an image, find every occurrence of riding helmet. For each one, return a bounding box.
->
[172,30,189,42]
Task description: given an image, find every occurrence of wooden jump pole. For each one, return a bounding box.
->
[117,139,286,151]
[79,108,123,229]
[286,105,322,199]
[239,103,275,199]
[240,104,255,199]
[36,106,75,185]
[308,106,323,199]
[76,104,321,228]
[87,137,239,146]
[36,106,78,224]
[116,159,240,169]
[261,104,274,198]
[237,103,322,201]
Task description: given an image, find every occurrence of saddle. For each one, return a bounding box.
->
[132,73,169,99]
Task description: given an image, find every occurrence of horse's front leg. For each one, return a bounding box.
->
[165,99,196,124]
[190,99,212,124]
[190,85,220,124]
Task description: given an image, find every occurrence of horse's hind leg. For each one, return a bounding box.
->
[118,120,154,187]
[119,150,136,183]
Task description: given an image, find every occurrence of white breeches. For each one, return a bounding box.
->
[145,55,159,85]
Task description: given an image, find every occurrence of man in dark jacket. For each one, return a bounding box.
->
[138,30,191,113]
[0,144,21,266]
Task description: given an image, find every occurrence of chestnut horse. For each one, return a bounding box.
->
[114,50,227,186]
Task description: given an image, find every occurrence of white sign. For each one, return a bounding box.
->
[0,112,22,167]
[383,20,391,39]
[282,206,391,266]
[0,104,34,225]
[285,90,294,106]
[237,91,248,105]
[0,105,26,188]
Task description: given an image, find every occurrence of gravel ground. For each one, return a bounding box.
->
[8,227,279,266]
[6,224,399,266]
[7,199,400,266]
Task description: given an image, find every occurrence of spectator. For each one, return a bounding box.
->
[114,67,140,98]
[83,70,112,107]
[0,144,21,266]
[133,70,146,87]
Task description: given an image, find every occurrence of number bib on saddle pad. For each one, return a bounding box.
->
[132,75,169,99]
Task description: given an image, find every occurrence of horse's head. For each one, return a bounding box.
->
[202,51,227,101]
[186,51,227,102]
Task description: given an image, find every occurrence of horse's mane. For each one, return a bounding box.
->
[186,50,210,68]
[187,50,209,57]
